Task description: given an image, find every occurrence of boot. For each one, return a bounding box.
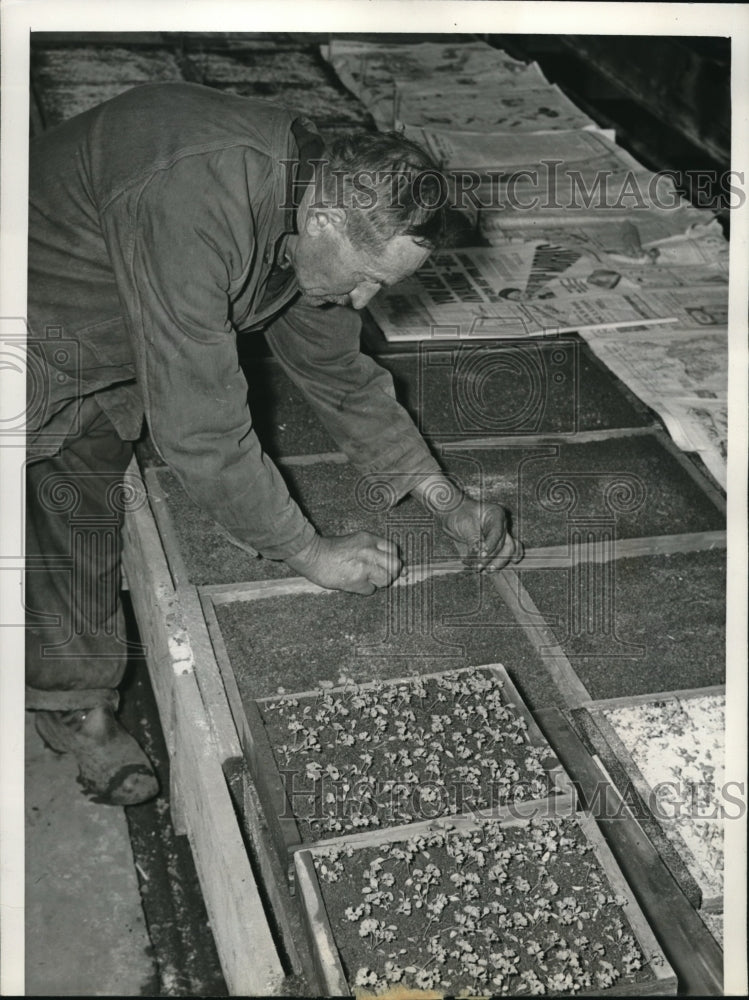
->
[35,705,159,806]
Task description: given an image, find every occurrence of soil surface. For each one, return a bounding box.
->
[439,435,724,548]
[259,668,558,840]
[240,357,340,459]
[159,432,723,586]
[518,549,725,698]
[216,572,557,710]
[155,468,293,585]
[313,816,660,996]
[377,340,653,437]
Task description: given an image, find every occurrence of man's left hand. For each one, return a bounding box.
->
[441,495,523,571]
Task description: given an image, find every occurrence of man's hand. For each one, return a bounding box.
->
[411,473,523,572]
[441,495,523,571]
[285,531,402,595]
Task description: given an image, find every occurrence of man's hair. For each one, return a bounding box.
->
[316,131,449,253]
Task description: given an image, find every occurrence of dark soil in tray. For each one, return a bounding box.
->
[258,668,557,840]
[376,339,653,438]
[215,572,555,708]
[313,817,658,995]
[159,431,723,585]
[239,357,339,458]
[154,469,293,585]
[439,435,724,547]
[519,549,725,699]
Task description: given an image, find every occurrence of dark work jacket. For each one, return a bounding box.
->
[27,82,439,560]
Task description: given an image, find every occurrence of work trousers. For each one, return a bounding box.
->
[25,397,138,712]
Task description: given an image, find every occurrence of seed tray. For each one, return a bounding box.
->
[245,665,576,869]
[374,339,654,437]
[149,429,724,588]
[515,548,726,701]
[294,810,677,997]
[239,358,339,459]
[579,686,725,916]
[203,569,558,711]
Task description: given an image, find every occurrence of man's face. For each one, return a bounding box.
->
[288,207,431,310]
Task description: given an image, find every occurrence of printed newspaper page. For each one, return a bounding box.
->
[479,174,718,244]
[394,81,598,133]
[582,327,728,486]
[322,39,547,128]
[367,244,728,341]
[401,124,644,172]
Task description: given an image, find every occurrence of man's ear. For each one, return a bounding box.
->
[304,205,347,237]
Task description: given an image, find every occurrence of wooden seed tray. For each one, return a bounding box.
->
[580,686,725,913]
[243,664,577,872]
[294,810,678,997]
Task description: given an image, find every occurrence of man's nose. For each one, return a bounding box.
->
[349,281,382,310]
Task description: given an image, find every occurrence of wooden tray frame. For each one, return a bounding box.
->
[122,459,287,995]
[579,686,725,913]
[294,809,678,997]
[196,635,577,872]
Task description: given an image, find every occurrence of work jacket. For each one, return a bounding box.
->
[27,82,440,560]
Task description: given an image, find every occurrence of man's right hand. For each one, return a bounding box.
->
[284,531,402,596]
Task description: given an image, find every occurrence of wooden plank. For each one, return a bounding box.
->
[535,707,724,995]
[172,671,285,996]
[293,800,567,854]
[200,593,303,875]
[436,425,660,449]
[123,461,286,994]
[581,684,726,713]
[143,465,190,590]
[296,808,676,998]
[294,851,350,996]
[276,451,348,467]
[199,529,726,608]
[122,482,181,754]
[649,426,726,515]
[177,585,243,764]
[200,558,467,605]
[241,773,308,977]
[489,568,594,708]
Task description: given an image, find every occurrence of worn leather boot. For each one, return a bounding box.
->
[35,705,159,806]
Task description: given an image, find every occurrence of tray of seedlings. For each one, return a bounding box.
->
[244,665,577,873]
[294,809,677,997]
[578,686,725,947]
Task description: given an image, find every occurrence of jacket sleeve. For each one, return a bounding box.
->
[265,296,442,501]
[101,148,316,560]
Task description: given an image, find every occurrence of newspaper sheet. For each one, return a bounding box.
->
[478,171,716,242]
[582,327,728,486]
[657,399,727,487]
[394,81,598,133]
[367,246,728,342]
[402,124,644,173]
[321,39,548,129]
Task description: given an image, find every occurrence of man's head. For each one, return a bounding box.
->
[286,132,448,309]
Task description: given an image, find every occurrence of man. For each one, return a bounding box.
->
[27,82,522,806]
